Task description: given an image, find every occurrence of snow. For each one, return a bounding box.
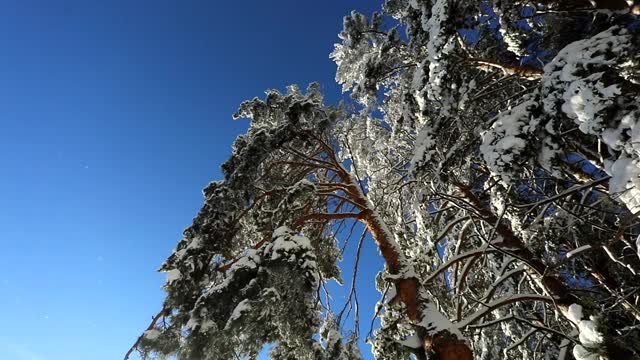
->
[545,27,627,85]
[566,304,605,360]
[267,227,314,261]
[418,301,464,340]
[268,240,297,260]
[186,316,199,331]
[566,303,583,324]
[200,319,215,332]
[481,26,640,215]
[421,0,456,111]
[175,248,187,260]
[398,334,422,349]
[143,329,161,341]
[291,235,312,250]
[187,236,203,250]
[225,299,252,329]
[229,250,260,271]
[578,318,603,346]
[410,125,437,171]
[606,155,640,213]
[637,234,640,261]
[165,269,182,284]
[573,345,602,360]
[560,74,620,133]
[480,97,541,182]
[272,226,292,239]
[601,112,637,151]
[324,327,341,346]
[500,28,525,55]
[261,227,318,284]
[566,245,592,258]
[539,26,640,213]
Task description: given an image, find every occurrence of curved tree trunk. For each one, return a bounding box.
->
[341,171,473,360]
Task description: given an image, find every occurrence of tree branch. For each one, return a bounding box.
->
[124,307,170,360]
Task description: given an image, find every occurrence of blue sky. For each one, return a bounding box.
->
[0,1,384,360]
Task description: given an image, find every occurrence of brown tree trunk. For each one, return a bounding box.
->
[346,173,473,359]
[454,181,638,359]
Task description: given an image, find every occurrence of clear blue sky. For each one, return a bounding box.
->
[0,1,385,360]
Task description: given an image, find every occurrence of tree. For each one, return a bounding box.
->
[130,1,640,359]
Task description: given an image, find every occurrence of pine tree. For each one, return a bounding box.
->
[130,1,640,359]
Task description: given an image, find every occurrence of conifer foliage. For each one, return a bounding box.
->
[130,1,640,359]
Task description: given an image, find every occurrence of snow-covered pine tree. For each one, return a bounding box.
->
[131,1,640,359]
[127,83,469,359]
[330,1,640,359]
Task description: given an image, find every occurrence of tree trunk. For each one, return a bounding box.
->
[346,173,473,359]
[455,181,638,359]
